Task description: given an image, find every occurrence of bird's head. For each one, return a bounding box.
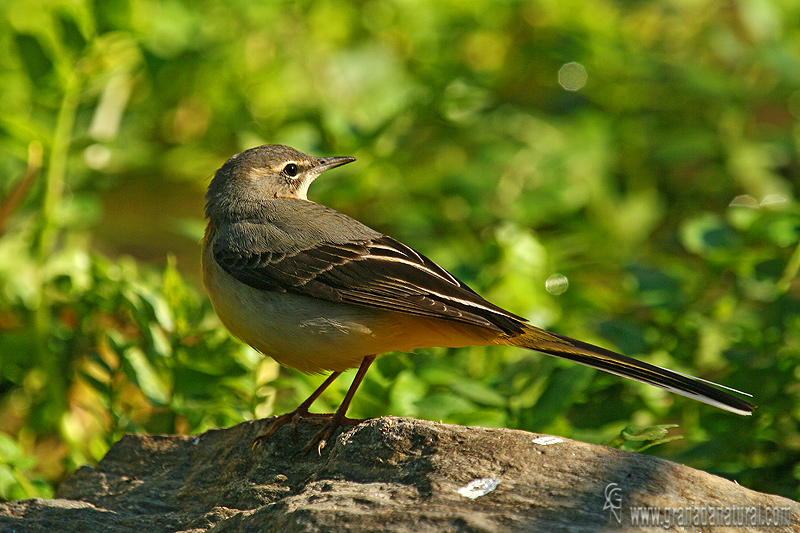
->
[205,144,355,220]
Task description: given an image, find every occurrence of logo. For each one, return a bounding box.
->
[604,482,623,524]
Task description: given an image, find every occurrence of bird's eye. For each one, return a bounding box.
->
[283,163,299,177]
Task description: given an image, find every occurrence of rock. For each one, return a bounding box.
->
[0,417,796,532]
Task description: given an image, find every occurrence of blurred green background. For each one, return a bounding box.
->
[1,0,799,502]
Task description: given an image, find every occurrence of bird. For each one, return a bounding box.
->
[201,144,755,453]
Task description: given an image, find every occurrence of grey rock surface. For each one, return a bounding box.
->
[0,417,796,532]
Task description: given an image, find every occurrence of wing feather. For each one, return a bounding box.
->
[214,233,526,335]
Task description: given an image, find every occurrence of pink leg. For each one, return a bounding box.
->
[303,354,377,454]
[252,370,342,448]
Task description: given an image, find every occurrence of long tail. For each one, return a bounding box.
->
[508,327,755,415]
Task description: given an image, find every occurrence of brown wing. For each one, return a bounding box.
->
[214,234,527,335]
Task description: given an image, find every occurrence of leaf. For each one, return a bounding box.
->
[519,365,595,431]
[681,215,742,260]
[388,370,428,416]
[449,379,507,408]
[13,33,53,82]
[606,424,683,453]
[122,347,171,406]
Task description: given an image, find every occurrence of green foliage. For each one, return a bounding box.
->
[606,424,682,454]
[1,0,799,502]
[0,433,53,501]
[0,220,270,498]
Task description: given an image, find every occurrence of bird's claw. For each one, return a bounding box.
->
[252,408,325,449]
[254,411,368,454]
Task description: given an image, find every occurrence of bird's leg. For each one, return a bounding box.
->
[252,370,342,449]
[303,354,377,455]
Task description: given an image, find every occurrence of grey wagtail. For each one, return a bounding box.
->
[202,144,755,452]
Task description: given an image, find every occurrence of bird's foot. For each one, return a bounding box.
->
[253,356,377,454]
[252,407,330,449]
[252,408,366,453]
[301,413,367,455]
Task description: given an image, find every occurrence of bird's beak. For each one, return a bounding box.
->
[315,156,356,173]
